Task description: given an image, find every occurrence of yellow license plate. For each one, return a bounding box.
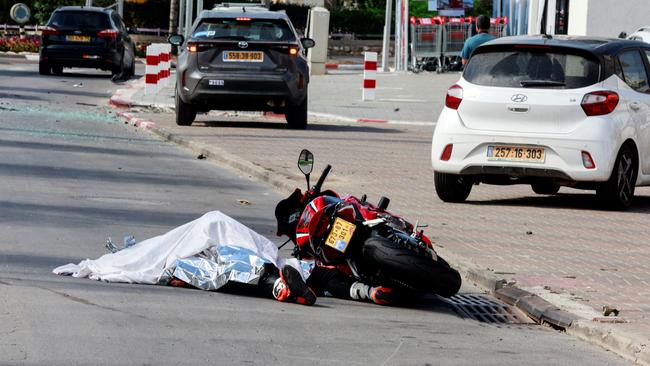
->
[325,217,356,253]
[67,35,91,42]
[487,145,545,163]
[223,51,264,62]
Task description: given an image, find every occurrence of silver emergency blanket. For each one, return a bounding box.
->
[173,246,269,290]
[53,211,308,287]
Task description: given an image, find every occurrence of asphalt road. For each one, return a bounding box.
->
[0,57,630,365]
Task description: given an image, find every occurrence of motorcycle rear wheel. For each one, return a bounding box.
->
[362,233,461,298]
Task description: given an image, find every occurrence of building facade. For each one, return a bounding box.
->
[493,0,648,38]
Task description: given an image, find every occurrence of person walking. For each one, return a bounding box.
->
[460,15,495,66]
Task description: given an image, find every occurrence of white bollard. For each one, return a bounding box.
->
[362,52,377,101]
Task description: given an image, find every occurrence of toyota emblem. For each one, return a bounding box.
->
[511,94,528,103]
[238,41,248,49]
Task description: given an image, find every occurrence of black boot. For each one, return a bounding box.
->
[259,263,316,305]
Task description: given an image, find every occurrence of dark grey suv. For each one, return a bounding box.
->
[40,6,136,77]
[168,6,315,129]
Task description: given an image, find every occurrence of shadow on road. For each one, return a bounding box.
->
[467,192,650,213]
[0,92,47,102]
[0,163,230,188]
[0,138,176,158]
[196,120,401,133]
[5,85,112,98]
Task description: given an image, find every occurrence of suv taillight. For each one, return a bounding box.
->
[445,84,463,110]
[41,27,59,36]
[98,29,118,40]
[581,91,619,116]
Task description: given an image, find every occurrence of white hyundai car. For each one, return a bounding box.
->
[432,35,650,209]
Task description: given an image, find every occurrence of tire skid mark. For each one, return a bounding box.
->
[41,287,148,319]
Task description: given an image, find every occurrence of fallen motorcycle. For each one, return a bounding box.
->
[275,149,462,298]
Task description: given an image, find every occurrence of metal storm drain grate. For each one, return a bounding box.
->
[444,294,534,324]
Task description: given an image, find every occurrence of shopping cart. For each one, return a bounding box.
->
[408,16,444,73]
[489,17,508,38]
[441,17,472,72]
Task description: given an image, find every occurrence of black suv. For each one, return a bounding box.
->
[39,6,136,77]
[168,6,315,129]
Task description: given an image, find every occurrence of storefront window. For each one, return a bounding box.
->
[555,0,569,35]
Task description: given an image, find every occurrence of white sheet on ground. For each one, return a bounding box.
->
[53,211,296,284]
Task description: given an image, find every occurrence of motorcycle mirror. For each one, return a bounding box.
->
[298,149,314,188]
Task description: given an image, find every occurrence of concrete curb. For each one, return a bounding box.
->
[109,82,647,366]
[325,63,364,70]
[569,320,649,365]
[0,51,38,59]
[109,84,435,126]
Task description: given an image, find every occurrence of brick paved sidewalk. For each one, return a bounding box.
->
[114,72,650,364]
[113,70,460,124]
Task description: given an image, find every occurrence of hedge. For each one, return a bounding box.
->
[0,36,40,52]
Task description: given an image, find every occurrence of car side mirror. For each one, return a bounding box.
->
[298,149,314,188]
[168,34,184,46]
[301,38,315,49]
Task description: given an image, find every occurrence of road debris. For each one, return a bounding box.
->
[197,154,206,160]
[238,199,251,206]
[603,306,620,317]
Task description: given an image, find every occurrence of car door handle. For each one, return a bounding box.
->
[630,102,642,111]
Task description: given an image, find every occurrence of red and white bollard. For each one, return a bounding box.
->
[145,44,160,95]
[362,52,377,101]
[159,44,170,87]
[145,44,172,93]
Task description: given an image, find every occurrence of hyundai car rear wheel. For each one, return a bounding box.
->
[597,145,637,210]
[434,172,472,203]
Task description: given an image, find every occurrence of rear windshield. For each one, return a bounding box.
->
[49,11,112,29]
[192,18,295,42]
[464,49,601,89]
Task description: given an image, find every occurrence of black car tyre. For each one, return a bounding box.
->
[285,95,308,130]
[434,172,472,202]
[363,233,461,297]
[125,47,136,78]
[39,62,51,75]
[175,88,196,126]
[112,51,125,77]
[597,144,637,210]
[127,58,135,78]
[51,66,63,75]
[531,182,560,195]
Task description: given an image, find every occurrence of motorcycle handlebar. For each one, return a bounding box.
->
[312,164,332,194]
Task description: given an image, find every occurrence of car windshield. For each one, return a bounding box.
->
[464,49,601,89]
[192,18,295,42]
[49,11,112,29]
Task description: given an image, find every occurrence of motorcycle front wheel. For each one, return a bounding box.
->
[362,233,461,297]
